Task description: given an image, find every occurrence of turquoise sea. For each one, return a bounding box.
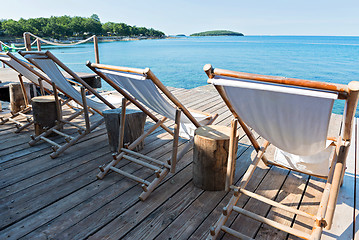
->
[24,36,359,116]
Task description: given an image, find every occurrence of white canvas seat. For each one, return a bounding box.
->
[210,75,337,177]
[88,62,218,201]
[0,53,53,90]
[98,69,210,139]
[0,52,54,132]
[204,64,359,240]
[19,50,118,158]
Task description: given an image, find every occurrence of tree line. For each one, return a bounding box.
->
[0,14,165,39]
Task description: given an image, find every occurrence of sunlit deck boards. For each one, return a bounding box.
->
[0,85,357,240]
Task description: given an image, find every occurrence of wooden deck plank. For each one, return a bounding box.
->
[144,139,261,240]
[0,84,356,240]
[0,124,186,239]
[0,89,217,198]
[125,117,262,240]
[287,113,346,240]
[321,116,358,240]
[35,88,227,239]
[0,86,222,238]
[252,113,344,240]
[37,131,202,238]
[253,171,310,240]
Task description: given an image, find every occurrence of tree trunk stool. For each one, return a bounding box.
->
[103,108,147,152]
[9,82,31,113]
[32,96,60,136]
[193,125,238,191]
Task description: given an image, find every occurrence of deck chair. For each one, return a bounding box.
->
[19,50,119,158]
[204,64,359,240]
[87,62,218,200]
[0,52,54,132]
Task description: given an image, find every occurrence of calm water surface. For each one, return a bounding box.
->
[24,36,359,116]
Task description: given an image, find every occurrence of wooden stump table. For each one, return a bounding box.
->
[193,125,238,191]
[32,96,60,136]
[103,108,147,152]
[9,82,32,113]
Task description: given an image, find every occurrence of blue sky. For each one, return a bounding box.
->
[3,0,359,36]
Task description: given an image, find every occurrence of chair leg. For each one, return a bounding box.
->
[0,117,9,125]
[18,74,29,107]
[225,118,238,191]
[50,118,104,158]
[97,117,167,179]
[29,109,83,146]
[324,143,350,229]
[208,141,269,239]
[309,145,338,239]
[139,168,170,201]
[80,87,91,133]
[0,106,31,126]
[170,108,181,173]
[51,82,63,122]
[117,98,127,152]
[15,120,34,133]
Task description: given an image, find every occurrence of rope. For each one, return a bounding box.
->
[25,32,95,46]
[1,32,94,50]
[0,41,26,50]
[0,39,37,50]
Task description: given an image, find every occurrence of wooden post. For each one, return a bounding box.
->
[36,38,41,51]
[103,108,147,152]
[31,96,60,136]
[93,36,100,64]
[23,33,32,51]
[193,125,238,191]
[9,82,31,113]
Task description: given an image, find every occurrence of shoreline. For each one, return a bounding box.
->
[0,35,167,48]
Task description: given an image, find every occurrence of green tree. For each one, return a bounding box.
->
[103,22,116,35]
[0,14,165,38]
[0,19,4,36]
[90,14,100,23]
[2,19,23,36]
[84,17,102,35]
[69,16,86,36]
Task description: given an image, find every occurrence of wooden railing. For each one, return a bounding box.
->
[0,32,100,68]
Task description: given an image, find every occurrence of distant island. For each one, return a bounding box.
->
[190,30,244,36]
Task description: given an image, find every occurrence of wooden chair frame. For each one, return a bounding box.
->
[0,52,48,132]
[204,64,359,240]
[18,51,117,158]
[0,52,84,133]
[88,62,218,200]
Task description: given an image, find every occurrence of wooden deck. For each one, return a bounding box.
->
[0,84,358,239]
